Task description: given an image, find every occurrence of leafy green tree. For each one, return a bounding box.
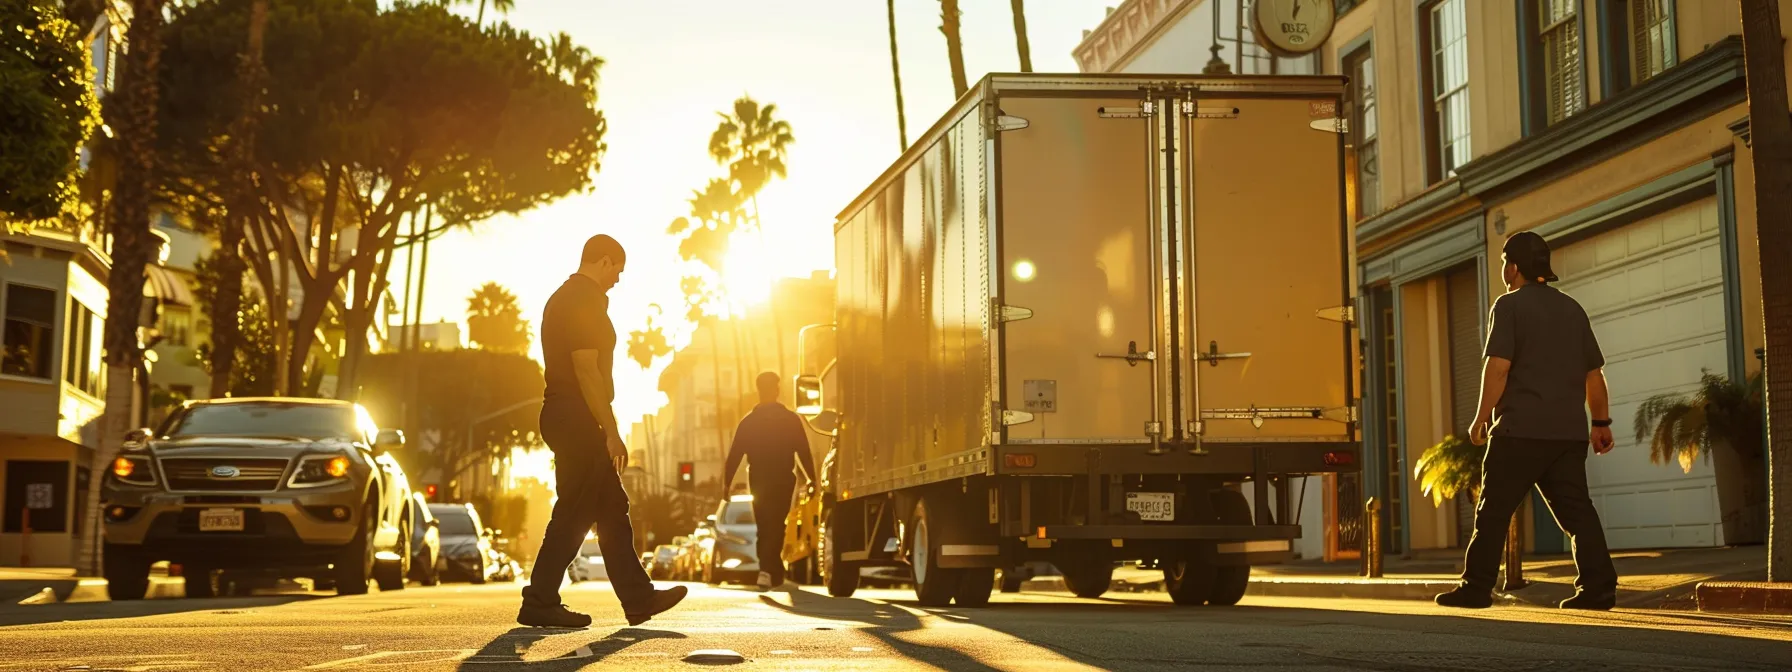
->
[466,281,532,354]
[356,348,545,483]
[192,254,278,398]
[626,304,673,369]
[158,0,607,396]
[0,0,100,228]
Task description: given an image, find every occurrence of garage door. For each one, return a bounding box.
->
[1552,198,1729,549]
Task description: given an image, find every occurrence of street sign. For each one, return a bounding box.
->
[25,483,52,510]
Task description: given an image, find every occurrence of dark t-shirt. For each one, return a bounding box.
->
[1484,284,1605,441]
[540,274,615,422]
[723,403,817,489]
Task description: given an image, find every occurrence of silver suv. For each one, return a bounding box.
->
[101,398,414,598]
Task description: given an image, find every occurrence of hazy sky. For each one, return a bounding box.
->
[404,0,1114,436]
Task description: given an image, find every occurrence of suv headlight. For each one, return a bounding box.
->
[110,456,156,486]
[288,454,352,488]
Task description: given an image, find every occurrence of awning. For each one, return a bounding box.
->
[143,265,195,307]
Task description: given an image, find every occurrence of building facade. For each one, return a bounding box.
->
[1078,0,1785,558]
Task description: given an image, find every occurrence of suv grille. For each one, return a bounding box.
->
[161,457,291,492]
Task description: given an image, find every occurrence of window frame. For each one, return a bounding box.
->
[1535,0,1587,126]
[1419,0,1473,184]
[1342,37,1380,219]
[1,282,62,383]
[61,299,104,399]
[1597,0,1678,97]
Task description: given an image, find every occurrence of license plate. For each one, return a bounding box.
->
[1126,492,1175,522]
[198,508,244,532]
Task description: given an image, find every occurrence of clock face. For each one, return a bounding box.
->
[1252,0,1337,57]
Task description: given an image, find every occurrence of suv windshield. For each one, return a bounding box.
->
[164,404,358,440]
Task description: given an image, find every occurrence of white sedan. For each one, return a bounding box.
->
[568,537,608,582]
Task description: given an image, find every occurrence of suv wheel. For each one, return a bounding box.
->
[374,519,409,592]
[334,499,376,595]
[103,544,151,601]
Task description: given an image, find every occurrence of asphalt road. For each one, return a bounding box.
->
[2,578,1790,671]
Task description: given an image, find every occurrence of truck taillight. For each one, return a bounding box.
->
[1004,453,1036,468]
[1323,451,1356,466]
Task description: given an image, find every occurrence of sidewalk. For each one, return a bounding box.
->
[1025,546,1769,611]
[1,566,183,604]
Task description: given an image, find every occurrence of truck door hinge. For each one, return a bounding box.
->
[994,299,1034,323]
[1002,409,1036,426]
[995,115,1030,132]
[1182,101,1240,119]
[1316,305,1356,325]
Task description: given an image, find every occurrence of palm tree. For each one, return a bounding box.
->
[708,98,794,374]
[940,0,968,97]
[1739,0,1792,582]
[465,282,531,354]
[210,0,270,398]
[547,31,601,91]
[88,0,169,575]
[627,305,673,369]
[478,0,514,26]
[886,0,909,151]
[1009,0,1032,72]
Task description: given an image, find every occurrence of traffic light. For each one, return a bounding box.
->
[424,483,439,501]
[678,462,694,491]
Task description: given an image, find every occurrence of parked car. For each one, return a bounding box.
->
[429,503,503,584]
[568,535,608,582]
[639,551,655,572]
[408,493,441,586]
[101,398,414,599]
[649,545,679,580]
[703,496,758,585]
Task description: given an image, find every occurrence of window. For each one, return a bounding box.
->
[161,307,192,347]
[1630,0,1677,84]
[1539,0,1585,124]
[3,285,57,380]
[63,301,104,397]
[1344,44,1380,218]
[1423,0,1471,181]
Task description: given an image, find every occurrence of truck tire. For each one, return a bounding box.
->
[1208,490,1253,606]
[955,568,995,607]
[910,497,964,607]
[1059,558,1114,599]
[183,564,217,599]
[334,500,377,595]
[103,545,151,601]
[822,506,860,598]
[1162,549,1217,606]
[373,518,409,592]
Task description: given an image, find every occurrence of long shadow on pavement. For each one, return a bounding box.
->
[0,595,321,628]
[456,626,684,670]
[757,589,1004,672]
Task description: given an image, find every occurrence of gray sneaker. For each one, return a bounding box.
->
[756,572,772,592]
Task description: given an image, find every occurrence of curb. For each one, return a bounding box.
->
[8,577,183,605]
[1695,581,1792,614]
[1246,577,1458,602]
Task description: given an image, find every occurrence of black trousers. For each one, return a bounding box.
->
[1461,435,1618,594]
[750,478,794,584]
[523,408,653,610]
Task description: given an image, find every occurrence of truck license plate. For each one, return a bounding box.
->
[1126,493,1175,521]
[198,508,244,532]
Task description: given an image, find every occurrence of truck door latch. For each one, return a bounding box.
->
[1096,340,1156,367]
[1195,340,1252,367]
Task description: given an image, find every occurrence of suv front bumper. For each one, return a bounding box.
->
[102,481,364,567]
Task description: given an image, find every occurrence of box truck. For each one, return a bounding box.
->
[791,73,1360,607]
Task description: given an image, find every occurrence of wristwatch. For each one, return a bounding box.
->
[1591,418,1613,428]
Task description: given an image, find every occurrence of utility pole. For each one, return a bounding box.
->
[1737,0,1792,581]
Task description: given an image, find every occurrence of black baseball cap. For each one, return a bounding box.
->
[1502,231,1558,283]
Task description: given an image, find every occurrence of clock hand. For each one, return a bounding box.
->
[1293,0,1303,19]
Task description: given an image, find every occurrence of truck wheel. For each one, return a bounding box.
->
[183,564,217,599]
[910,498,964,607]
[1162,550,1217,606]
[822,506,860,598]
[954,568,995,607]
[103,545,151,601]
[334,501,376,595]
[1208,490,1253,606]
[374,518,409,592]
[1059,558,1114,599]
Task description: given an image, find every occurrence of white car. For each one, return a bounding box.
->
[568,537,608,582]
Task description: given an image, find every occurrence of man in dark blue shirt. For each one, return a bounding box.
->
[519,234,685,628]
[1436,231,1619,611]
[723,372,817,591]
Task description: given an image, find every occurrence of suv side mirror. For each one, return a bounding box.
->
[124,428,153,446]
[374,429,405,452]
[483,527,496,538]
[793,375,823,415]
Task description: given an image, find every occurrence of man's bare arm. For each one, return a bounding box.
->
[572,349,626,465]
[1587,369,1615,454]
[1469,356,1512,445]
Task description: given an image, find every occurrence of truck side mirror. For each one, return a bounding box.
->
[794,375,824,416]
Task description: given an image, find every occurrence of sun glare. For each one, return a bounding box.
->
[719,231,776,309]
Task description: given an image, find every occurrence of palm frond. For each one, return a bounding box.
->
[1414,435,1485,507]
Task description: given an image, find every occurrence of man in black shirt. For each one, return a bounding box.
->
[519,234,685,628]
[722,372,817,591]
[1435,231,1619,611]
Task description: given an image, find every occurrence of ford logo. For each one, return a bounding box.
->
[211,465,241,479]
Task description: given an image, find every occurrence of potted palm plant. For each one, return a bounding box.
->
[1633,371,1766,544]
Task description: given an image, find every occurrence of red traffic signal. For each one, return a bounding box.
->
[678,462,694,491]
[425,483,439,501]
